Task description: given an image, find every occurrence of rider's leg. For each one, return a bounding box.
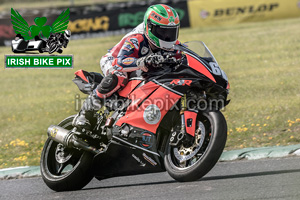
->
[73,54,128,130]
[72,72,127,129]
[72,93,102,129]
[95,72,128,99]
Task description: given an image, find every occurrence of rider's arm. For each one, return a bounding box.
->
[111,35,145,73]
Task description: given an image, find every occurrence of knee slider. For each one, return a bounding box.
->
[97,73,118,94]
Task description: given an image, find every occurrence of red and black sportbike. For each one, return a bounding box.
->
[40,41,230,191]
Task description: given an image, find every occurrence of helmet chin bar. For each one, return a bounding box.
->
[145,33,176,51]
[159,39,176,50]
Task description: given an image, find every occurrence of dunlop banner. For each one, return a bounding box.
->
[188,0,300,27]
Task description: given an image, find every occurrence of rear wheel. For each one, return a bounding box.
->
[164,111,227,182]
[40,116,94,191]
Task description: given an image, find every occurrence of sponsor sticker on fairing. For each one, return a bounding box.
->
[142,153,157,166]
[132,154,146,167]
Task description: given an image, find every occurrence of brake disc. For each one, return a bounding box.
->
[55,144,73,164]
[173,121,206,162]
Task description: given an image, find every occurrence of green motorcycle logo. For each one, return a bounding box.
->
[11,8,70,40]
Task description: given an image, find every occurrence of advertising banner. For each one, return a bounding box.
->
[0,0,190,46]
[67,0,190,40]
[188,0,300,27]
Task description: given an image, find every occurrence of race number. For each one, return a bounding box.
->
[209,62,221,75]
[209,62,228,81]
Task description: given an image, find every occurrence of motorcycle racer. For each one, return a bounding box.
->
[73,4,181,129]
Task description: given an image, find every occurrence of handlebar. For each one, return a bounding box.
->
[149,52,181,68]
[161,53,182,66]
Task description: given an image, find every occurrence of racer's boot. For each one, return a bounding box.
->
[72,93,102,130]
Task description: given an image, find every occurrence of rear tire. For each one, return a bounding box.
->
[164,111,227,182]
[40,116,94,191]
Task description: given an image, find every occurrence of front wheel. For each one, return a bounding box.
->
[40,116,94,191]
[164,111,227,182]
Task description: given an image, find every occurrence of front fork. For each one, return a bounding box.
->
[170,95,198,146]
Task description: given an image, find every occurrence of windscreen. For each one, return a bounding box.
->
[175,41,228,82]
[182,41,218,64]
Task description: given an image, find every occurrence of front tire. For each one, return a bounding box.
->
[40,116,94,191]
[164,111,227,182]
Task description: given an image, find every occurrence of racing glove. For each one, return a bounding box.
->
[136,54,164,72]
[136,56,149,72]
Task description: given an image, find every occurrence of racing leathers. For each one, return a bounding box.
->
[96,23,181,99]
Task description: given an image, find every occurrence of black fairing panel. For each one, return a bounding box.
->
[93,141,164,179]
[142,64,216,95]
[112,126,160,156]
[200,58,228,89]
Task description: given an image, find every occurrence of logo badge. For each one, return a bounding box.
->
[170,79,192,86]
[200,10,210,19]
[169,16,175,22]
[141,46,149,55]
[122,57,135,65]
[130,38,139,49]
[50,128,58,138]
[143,104,161,124]
[113,65,123,70]
[143,153,157,166]
[6,8,73,69]
[132,154,146,167]
[11,8,71,54]
[139,132,154,149]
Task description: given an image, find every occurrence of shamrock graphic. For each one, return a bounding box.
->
[169,16,175,22]
[29,17,52,38]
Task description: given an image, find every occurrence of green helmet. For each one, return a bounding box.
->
[144,4,180,50]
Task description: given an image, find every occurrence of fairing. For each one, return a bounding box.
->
[118,79,142,98]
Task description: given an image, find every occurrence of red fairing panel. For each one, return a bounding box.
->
[115,86,182,133]
[186,54,216,83]
[118,80,142,98]
[226,82,230,89]
[184,110,198,137]
[124,81,160,116]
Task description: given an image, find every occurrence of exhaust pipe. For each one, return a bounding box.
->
[47,125,100,154]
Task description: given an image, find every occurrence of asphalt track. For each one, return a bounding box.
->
[1,156,300,200]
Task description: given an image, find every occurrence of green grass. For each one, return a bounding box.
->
[0,17,300,168]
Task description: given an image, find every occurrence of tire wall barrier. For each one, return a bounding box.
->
[187,0,300,27]
[1,0,300,46]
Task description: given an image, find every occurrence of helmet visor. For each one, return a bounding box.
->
[150,24,179,42]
